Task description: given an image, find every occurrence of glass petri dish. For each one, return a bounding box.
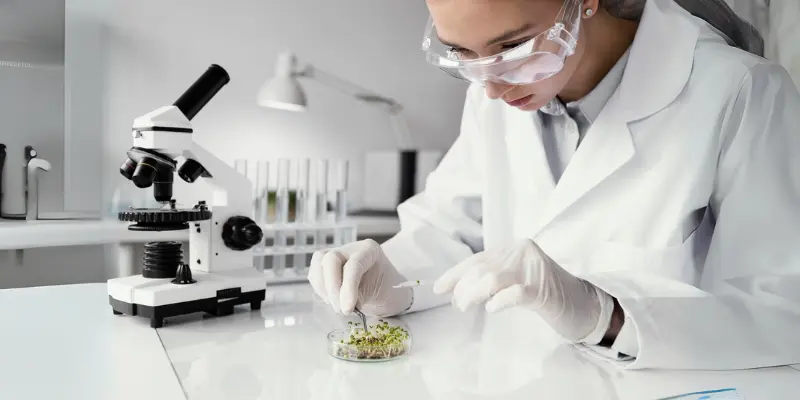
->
[327,323,412,363]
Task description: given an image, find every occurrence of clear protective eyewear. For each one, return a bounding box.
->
[421,0,583,86]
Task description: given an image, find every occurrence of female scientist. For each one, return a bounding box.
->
[308,0,800,370]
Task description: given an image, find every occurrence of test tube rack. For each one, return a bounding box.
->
[232,158,354,285]
[254,219,358,284]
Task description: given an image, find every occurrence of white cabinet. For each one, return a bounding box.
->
[0,0,105,218]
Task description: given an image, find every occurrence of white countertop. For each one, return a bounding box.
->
[3,282,800,400]
[0,216,400,250]
[0,219,189,250]
[0,284,185,400]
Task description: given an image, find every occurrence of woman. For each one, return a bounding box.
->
[308,0,800,370]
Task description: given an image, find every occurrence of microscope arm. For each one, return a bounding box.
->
[181,143,252,215]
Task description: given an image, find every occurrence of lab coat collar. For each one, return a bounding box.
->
[533,0,700,233]
[618,0,699,122]
[571,48,630,127]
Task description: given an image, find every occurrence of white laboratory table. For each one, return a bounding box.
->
[0,283,185,400]
[3,282,800,400]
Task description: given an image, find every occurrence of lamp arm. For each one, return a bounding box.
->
[297,66,399,108]
[296,66,413,149]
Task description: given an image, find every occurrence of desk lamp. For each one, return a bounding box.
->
[256,52,413,150]
[257,52,434,214]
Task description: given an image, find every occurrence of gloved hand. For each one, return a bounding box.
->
[307,239,413,317]
[433,239,616,343]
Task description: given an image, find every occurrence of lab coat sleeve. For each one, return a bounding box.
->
[381,86,486,314]
[583,62,800,370]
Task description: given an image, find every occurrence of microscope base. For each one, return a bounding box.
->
[107,268,267,328]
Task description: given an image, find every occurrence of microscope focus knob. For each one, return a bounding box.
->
[221,216,263,251]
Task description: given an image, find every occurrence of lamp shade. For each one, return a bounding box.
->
[257,52,307,112]
[257,77,307,111]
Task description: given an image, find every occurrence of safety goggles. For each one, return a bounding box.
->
[421,0,583,86]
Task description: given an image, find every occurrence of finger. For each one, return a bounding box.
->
[450,265,485,311]
[307,250,330,304]
[453,271,513,312]
[485,284,526,313]
[321,250,347,313]
[433,252,491,294]
[339,246,378,314]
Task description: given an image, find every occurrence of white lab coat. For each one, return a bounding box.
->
[381,0,800,370]
[766,0,800,88]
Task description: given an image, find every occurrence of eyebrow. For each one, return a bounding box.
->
[439,23,535,49]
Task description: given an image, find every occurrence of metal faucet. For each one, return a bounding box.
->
[25,154,99,221]
[26,157,51,220]
[0,144,99,221]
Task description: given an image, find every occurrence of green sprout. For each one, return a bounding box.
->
[334,320,410,360]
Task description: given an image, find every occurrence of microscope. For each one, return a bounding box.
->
[108,64,266,328]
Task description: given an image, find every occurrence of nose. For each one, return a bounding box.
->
[484,81,513,100]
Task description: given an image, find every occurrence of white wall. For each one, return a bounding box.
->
[1,0,467,289]
[99,0,467,209]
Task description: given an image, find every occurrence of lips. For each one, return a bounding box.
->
[505,94,533,107]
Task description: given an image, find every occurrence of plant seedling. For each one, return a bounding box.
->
[336,320,410,360]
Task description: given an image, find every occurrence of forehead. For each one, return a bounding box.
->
[427,0,562,46]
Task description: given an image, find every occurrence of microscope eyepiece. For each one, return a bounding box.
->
[173,64,230,121]
[132,157,158,188]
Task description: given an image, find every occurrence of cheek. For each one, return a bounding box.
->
[529,64,576,98]
[513,79,562,104]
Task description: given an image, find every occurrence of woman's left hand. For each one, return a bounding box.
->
[433,238,617,344]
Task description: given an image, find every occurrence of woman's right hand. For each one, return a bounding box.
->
[307,239,413,317]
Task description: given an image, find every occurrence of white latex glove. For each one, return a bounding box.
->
[433,239,615,344]
[308,239,413,317]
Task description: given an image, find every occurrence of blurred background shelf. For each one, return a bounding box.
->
[0,215,400,251]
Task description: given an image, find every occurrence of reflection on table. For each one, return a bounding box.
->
[157,284,800,400]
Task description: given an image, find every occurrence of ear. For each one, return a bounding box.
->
[582,0,601,19]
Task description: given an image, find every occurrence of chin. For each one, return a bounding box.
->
[517,100,546,112]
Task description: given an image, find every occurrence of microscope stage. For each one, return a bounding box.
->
[108,268,267,328]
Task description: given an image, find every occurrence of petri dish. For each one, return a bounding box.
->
[327,321,412,363]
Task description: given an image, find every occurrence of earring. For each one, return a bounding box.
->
[584,8,594,17]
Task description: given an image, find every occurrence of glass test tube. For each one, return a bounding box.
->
[273,159,291,276]
[334,160,349,222]
[315,159,329,247]
[333,160,350,246]
[235,159,257,223]
[255,161,269,224]
[254,161,270,254]
[236,159,263,269]
[294,159,311,273]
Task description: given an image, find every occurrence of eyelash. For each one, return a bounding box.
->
[448,41,527,55]
[501,41,527,50]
